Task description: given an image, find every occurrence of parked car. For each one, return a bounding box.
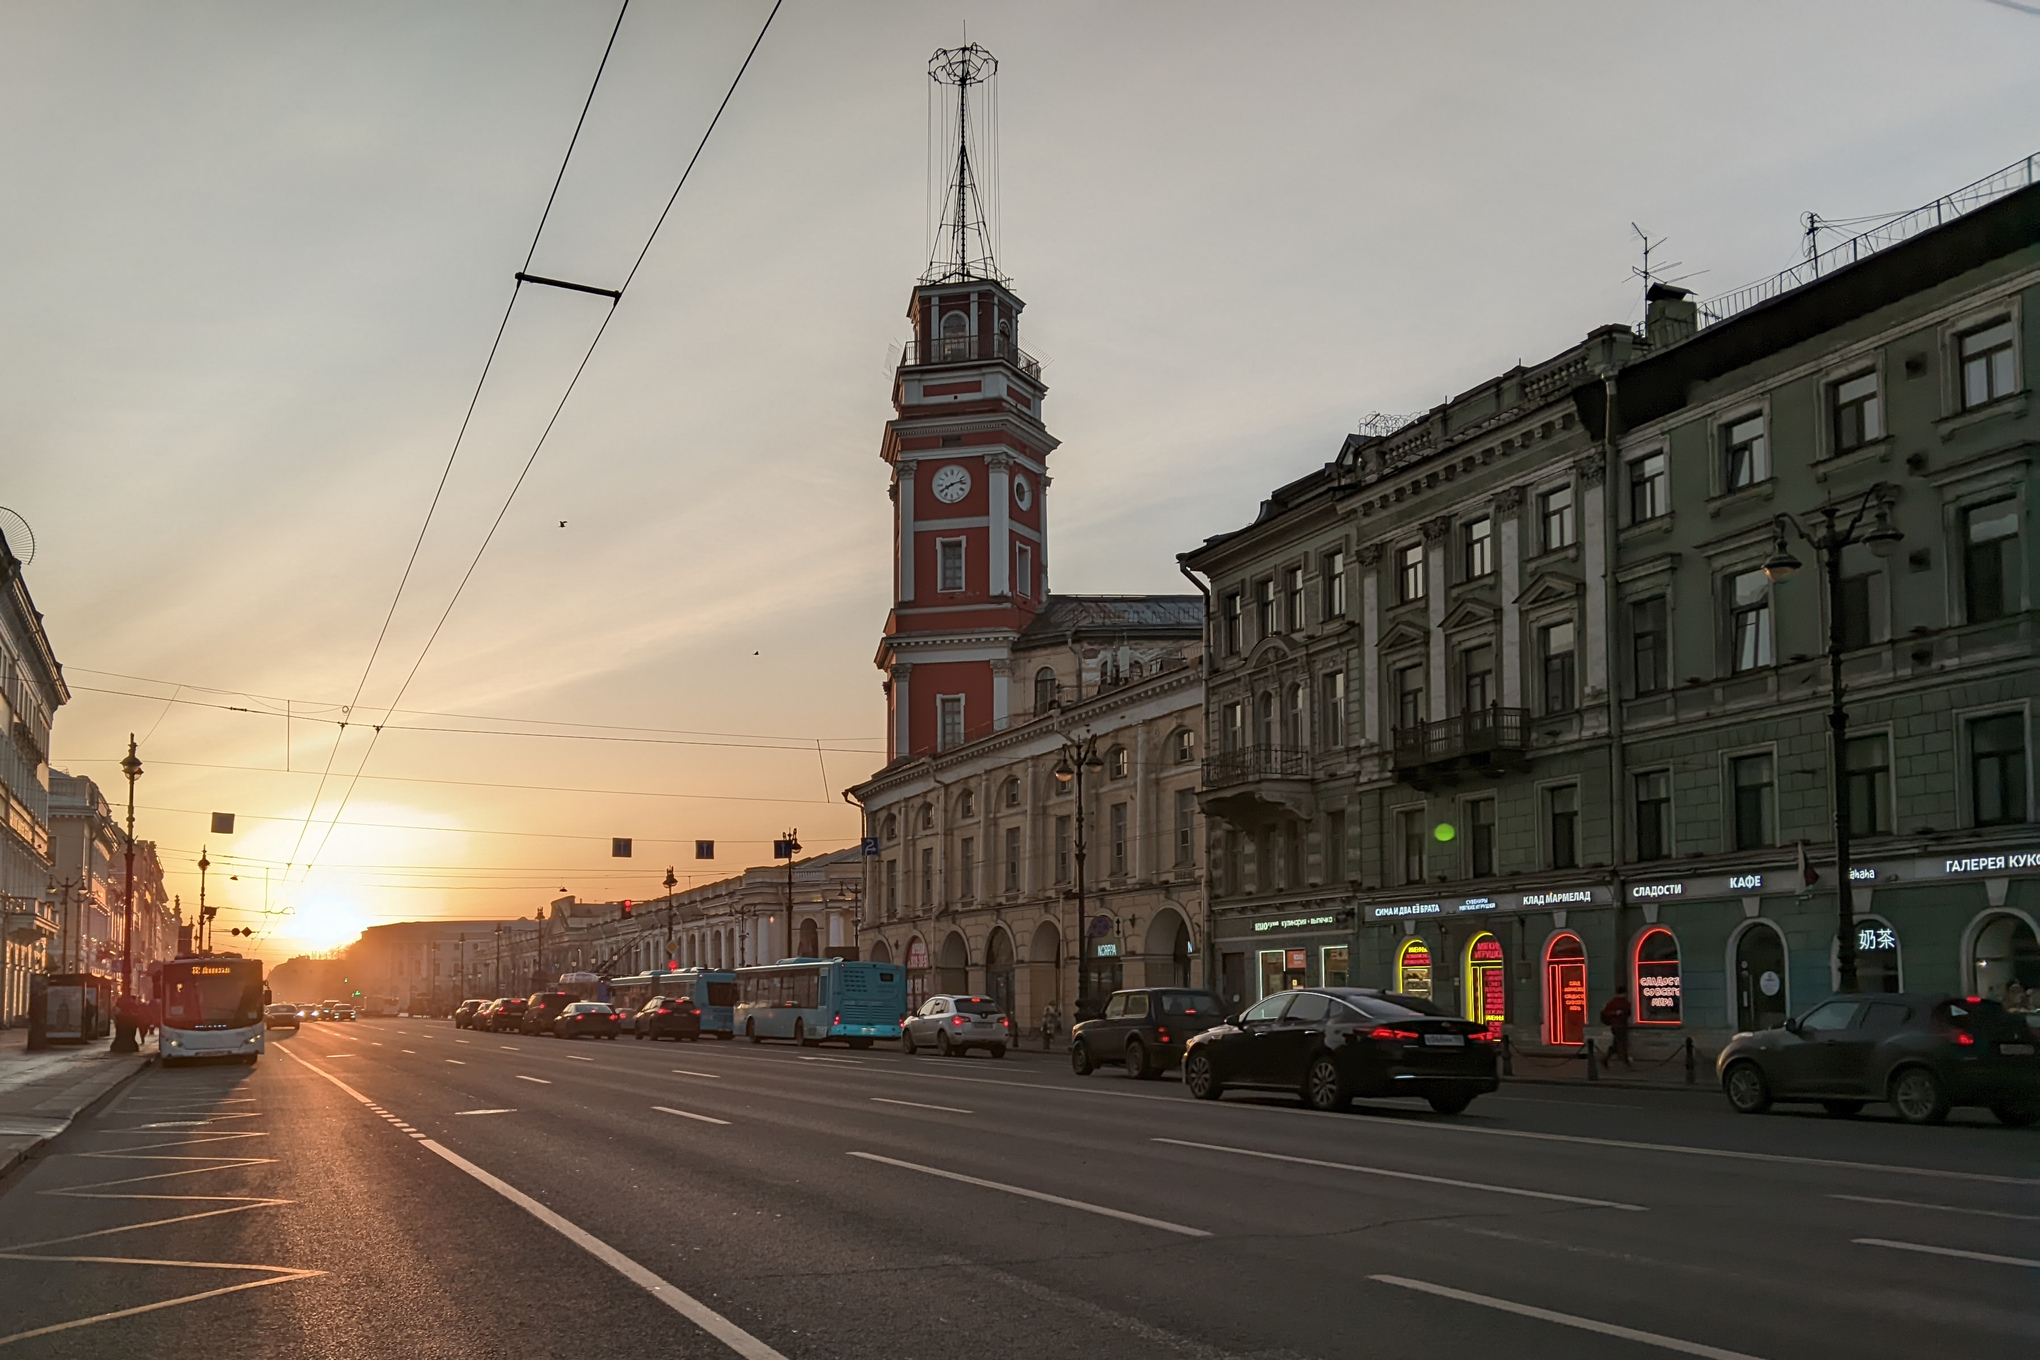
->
[262,1003,300,1031]
[553,1001,622,1040]
[521,991,576,1036]
[482,997,529,1033]
[1718,993,2039,1126]
[452,999,489,1028]
[632,996,703,1042]
[330,1003,357,1022]
[1070,988,1225,1079]
[901,995,1010,1057]
[1182,987,1498,1114]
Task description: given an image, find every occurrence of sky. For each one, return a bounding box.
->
[2,1,2033,962]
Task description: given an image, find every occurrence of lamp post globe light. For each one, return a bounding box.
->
[1763,485,1902,994]
[1052,733,1107,1019]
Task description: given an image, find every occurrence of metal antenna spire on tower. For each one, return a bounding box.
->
[924,43,1005,285]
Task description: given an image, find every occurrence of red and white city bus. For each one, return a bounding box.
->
[159,955,267,1066]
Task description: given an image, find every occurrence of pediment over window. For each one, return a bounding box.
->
[1440,598,1498,633]
[1516,570,1583,608]
[1378,618,1431,652]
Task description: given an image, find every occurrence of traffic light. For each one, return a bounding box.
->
[228,927,254,937]
[620,900,633,918]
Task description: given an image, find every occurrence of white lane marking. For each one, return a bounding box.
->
[455,1039,469,1044]
[871,1097,972,1115]
[1370,1275,1765,1360]
[566,1055,595,1062]
[670,1069,722,1079]
[847,1151,1210,1238]
[1154,1137,1644,1212]
[514,1075,551,1085]
[455,1109,516,1116]
[325,1054,354,1059]
[500,1046,521,1051]
[445,1059,465,1066]
[798,1055,862,1065]
[271,1046,785,1360]
[370,1042,383,1047]
[1830,1193,2040,1222]
[401,1049,416,1055]
[1853,1238,2040,1269]
[653,1106,731,1126]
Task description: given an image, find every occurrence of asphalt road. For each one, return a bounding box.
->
[0,1019,2033,1360]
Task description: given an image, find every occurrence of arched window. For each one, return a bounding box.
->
[1968,911,2038,1006]
[1732,920,1788,1031]
[1396,937,1433,1000]
[1542,933,1588,1045]
[883,813,898,841]
[1633,927,1682,1025]
[920,805,935,831]
[1034,667,1058,712]
[1107,746,1129,779]
[941,310,968,336]
[958,788,975,818]
[1464,933,1506,1038]
[1002,777,1021,808]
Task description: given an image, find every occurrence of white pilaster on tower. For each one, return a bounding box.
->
[897,462,916,602]
[987,451,1011,597]
[892,664,912,759]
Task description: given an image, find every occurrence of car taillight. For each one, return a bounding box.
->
[834,1013,841,1024]
[1955,1031,1977,1046]
[952,1015,965,1026]
[690,1009,700,1016]
[1468,1030,1497,1044]
[1155,1026,1171,1044]
[1000,1016,1010,1028]
[1369,1026,1422,1042]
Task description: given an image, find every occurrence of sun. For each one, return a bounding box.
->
[289,896,366,952]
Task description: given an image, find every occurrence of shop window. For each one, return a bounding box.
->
[1396,938,1433,1000]
[1260,948,1307,998]
[1322,946,1350,988]
[1969,713,2028,827]
[1963,499,2019,624]
[1542,933,1588,1046]
[1465,934,1506,1039]
[1970,912,2039,1009]
[1633,927,1681,1025]
[1847,918,1902,994]
[1734,922,1788,1032]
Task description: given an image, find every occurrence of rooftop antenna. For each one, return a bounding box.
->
[924,42,1004,284]
[1630,223,1704,312]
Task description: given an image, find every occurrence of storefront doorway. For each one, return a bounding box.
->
[1734,922,1788,1032]
[985,928,1016,1019]
[1321,946,1349,988]
[905,936,930,1011]
[1396,938,1433,1000]
[1464,933,1506,1039]
[1542,933,1587,1046]
[1633,927,1682,1026]
[1259,948,1307,999]
[1970,912,2039,1010]
[937,931,969,995]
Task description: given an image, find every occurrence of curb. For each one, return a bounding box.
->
[0,1053,155,1186]
[1502,1073,1716,1094]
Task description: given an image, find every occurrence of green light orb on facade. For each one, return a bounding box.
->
[1432,822,1457,843]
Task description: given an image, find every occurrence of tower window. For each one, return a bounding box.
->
[1033,667,1057,713]
[937,538,965,592]
[1014,542,1032,598]
[938,696,965,751]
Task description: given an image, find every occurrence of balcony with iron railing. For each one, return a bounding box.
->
[1391,706,1529,787]
[1203,745,1312,788]
[901,334,1042,380]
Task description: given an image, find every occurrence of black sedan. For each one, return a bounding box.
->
[1183,987,1498,1114]
[1718,992,2038,1125]
[262,1003,300,1031]
[632,996,703,1042]
[481,998,528,1033]
[552,1001,622,1040]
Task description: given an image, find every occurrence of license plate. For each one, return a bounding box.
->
[2002,1043,2035,1056]
[1424,1033,1466,1047]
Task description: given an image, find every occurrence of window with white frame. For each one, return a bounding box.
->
[1729,569,1773,673]
[1014,542,1032,598]
[938,695,965,751]
[1964,499,2020,623]
[1540,484,1575,550]
[1629,451,1668,522]
[1960,319,2016,409]
[1723,413,1768,490]
[937,537,965,592]
[1397,543,1426,602]
[1321,670,1346,747]
[1323,550,1347,618]
[1831,372,1882,453]
[1463,516,1493,578]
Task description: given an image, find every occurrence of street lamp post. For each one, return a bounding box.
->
[1052,734,1105,1020]
[1762,485,1903,995]
[112,736,143,1053]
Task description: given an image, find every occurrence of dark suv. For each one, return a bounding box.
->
[482,997,528,1033]
[520,991,576,1036]
[1071,988,1226,1079]
[1718,992,2038,1125]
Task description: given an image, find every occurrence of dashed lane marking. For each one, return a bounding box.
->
[514,1076,551,1085]
[871,1098,972,1115]
[455,1109,516,1116]
[670,1070,721,1079]
[445,1059,465,1066]
[1853,1238,2040,1269]
[652,1106,730,1126]
[1153,1137,1645,1212]
[1829,1194,2040,1223]
[846,1151,1210,1238]
[272,1046,788,1360]
[1369,1275,1765,1359]
[565,1055,595,1062]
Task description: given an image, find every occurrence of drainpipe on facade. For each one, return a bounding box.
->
[1598,363,1632,1015]
[1176,555,1218,994]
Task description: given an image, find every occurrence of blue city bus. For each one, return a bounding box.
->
[608,969,739,1039]
[733,958,906,1048]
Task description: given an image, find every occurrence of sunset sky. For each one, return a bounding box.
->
[4,1,2032,962]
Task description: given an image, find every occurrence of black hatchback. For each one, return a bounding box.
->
[1070,988,1226,1079]
[1183,987,1498,1114]
[1718,992,2039,1125]
[632,995,703,1042]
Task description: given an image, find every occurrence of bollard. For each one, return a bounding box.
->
[1500,1030,1514,1077]
[1585,1036,1600,1081]
[1684,1035,1697,1085]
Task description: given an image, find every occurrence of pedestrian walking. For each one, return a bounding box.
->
[1040,1001,1060,1051]
[1600,984,1633,1069]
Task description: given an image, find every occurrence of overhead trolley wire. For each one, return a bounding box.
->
[294,0,785,895]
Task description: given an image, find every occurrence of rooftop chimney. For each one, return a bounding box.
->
[1645,283,1697,348]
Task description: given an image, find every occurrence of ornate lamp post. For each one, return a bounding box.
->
[1761,485,1903,994]
[111,736,143,1052]
[1052,734,1106,1019]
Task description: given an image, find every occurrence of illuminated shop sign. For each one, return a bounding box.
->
[1396,939,1433,1001]
[1725,874,1763,891]
[1252,913,1339,933]
[1849,867,1878,882]
[1633,926,1681,1026]
[1457,896,1500,914]
[1369,902,1443,920]
[1630,882,1684,900]
[1944,851,2040,874]
[1095,943,1118,957]
[1520,888,1593,907]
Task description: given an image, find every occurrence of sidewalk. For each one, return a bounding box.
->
[0,1027,153,1179]
[1502,1037,1719,1093]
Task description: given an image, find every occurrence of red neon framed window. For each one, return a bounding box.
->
[1633,926,1682,1025]
[1542,932,1587,1046]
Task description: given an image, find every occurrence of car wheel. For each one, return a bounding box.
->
[901,1028,917,1055]
[1426,1091,1473,1115]
[1889,1066,1949,1125]
[989,1045,1006,1060]
[1723,1060,1772,1115]
[1304,1055,1350,1113]
[1125,1038,1156,1080]
[1071,1042,1094,1077]
[1821,1100,1864,1118]
[937,1031,954,1058]
[1991,1101,2038,1128]
[1184,1050,1222,1101]
[746,1019,759,1044]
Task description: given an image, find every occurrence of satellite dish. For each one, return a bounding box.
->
[0,507,33,566]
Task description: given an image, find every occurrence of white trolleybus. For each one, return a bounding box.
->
[159,955,268,1066]
[733,957,907,1048]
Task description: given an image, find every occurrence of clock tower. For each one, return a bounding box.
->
[877,44,1055,761]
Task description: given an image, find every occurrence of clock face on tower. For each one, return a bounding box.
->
[1012,474,1033,510]
[930,464,971,504]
